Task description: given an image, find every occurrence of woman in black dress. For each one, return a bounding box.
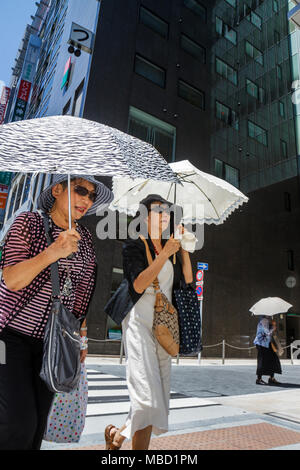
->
[254,316,282,385]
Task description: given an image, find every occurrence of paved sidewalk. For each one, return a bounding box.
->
[70,422,300,450]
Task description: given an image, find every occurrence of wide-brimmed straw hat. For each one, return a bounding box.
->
[37,174,113,216]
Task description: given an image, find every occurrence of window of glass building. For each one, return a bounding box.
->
[216,101,239,129]
[225,0,236,8]
[277,64,282,80]
[246,78,265,103]
[62,99,71,115]
[216,57,238,85]
[274,30,280,44]
[139,6,169,38]
[279,100,285,118]
[72,80,85,117]
[245,40,263,65]
[14,176,25,213]
[183,0,207,22]
[128,106,176,161]
[247,11,262,30]
[273,0,279,13]
[248,120,268,146]
[180,34,206,63]
[178,80,205,110]
[134,54,166,88]
[280,139,288,159]
[7,187,17,221]
[216,17,237,45]
[214,158,240,188]
[246,78,259,99]
[29,174,41,211]
[21,174,32,206]
[258,87,265,104]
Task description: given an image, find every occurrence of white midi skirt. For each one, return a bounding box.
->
[121,258,174,439]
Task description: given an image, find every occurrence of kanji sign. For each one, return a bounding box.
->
[12,98,28,122]
[18,80,32,102]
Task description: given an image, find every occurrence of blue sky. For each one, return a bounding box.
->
[0,1,36,95]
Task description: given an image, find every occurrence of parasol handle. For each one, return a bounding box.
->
[68,174,72,231]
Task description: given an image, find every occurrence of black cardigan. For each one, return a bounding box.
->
[104,237,184,325]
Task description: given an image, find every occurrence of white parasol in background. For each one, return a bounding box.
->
[249,297,293,316]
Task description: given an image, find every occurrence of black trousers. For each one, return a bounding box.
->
[0,328,54,450]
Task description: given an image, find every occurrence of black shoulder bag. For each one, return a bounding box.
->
[39,213,82,393]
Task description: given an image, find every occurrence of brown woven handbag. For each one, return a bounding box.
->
[140,236,179,356]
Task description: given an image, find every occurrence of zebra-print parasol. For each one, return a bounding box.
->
[0,115,179,182]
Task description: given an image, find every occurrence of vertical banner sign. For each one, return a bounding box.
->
[0,184,9,210]
[12,80,32,121]
[0,87,11,124]
[12,34,41,122]
[61,57,72,90]
[0,184,9,227]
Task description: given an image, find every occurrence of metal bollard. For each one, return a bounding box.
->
[222,339,225,365]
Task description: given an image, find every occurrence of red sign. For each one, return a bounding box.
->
[18,80,32,103]
[0,185,9,210]
[0,87,11,124]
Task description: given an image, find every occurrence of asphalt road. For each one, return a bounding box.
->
[96,363,300,398]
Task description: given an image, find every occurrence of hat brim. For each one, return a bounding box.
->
[139,194,172,208]
[37,174,113,216]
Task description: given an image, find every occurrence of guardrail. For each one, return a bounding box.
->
[88,337,300,365]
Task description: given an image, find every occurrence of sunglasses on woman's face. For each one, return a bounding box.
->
[150,204,170,215]
[73,185,97,203]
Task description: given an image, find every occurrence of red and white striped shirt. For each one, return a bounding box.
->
[0,211,96,339]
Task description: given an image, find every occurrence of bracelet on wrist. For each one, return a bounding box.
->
[80,335,88,351]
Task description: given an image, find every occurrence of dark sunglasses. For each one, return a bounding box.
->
[150,204,170,214]
[73,185,97,203]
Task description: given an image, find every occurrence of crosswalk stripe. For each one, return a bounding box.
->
[85,369,217,418]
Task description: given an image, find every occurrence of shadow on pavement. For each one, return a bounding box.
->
[269,383,300,389]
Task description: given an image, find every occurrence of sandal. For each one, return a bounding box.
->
[105,424,122,450]
[268,377,281,385]
[256,378,267,385]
